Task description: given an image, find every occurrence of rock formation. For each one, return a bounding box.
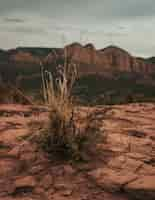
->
[0,43,155,77]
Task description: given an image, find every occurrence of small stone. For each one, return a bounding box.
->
[20,152,36,164]
[29,165,44,175]
[139,164,155,175]
[125,176,155,200]
[14,176,36,189]
[52,193,68,200]
[88,168,138,192]
[108,156,143,172]
[62,189,73,196]
[63,165,76,175]
[54,183,67,190]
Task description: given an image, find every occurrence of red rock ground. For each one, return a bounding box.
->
[0,103,155,200]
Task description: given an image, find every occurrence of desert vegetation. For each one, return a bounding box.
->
[34,48,101,161]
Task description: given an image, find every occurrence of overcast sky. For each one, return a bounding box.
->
[0,0,155,57]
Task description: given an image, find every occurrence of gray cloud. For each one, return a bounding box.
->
[0,0,155,56]
[7,26,46,34]
[1,0,155,20]
[3,17,25,23]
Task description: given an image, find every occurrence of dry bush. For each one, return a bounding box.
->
[37,48,101,161]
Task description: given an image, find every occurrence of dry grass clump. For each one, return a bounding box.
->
[39,105,101,160]
[37,49,101,160]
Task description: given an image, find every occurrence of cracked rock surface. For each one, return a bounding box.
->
[0,103,155,200]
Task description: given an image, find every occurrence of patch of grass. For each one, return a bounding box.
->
[35,49,102,161]
[38,110,101,161]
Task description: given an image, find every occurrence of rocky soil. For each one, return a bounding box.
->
[0,103,155,200]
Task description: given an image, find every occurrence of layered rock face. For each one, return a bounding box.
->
[0,43,155,97]
[10,51,40,64]
[65,43,155,74]
[0,43,155,77]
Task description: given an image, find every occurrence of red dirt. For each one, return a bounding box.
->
[0,103,155,200]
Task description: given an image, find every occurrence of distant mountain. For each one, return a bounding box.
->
[0,43,155,75]
[0,43,155,104]
[65,43,155,74]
